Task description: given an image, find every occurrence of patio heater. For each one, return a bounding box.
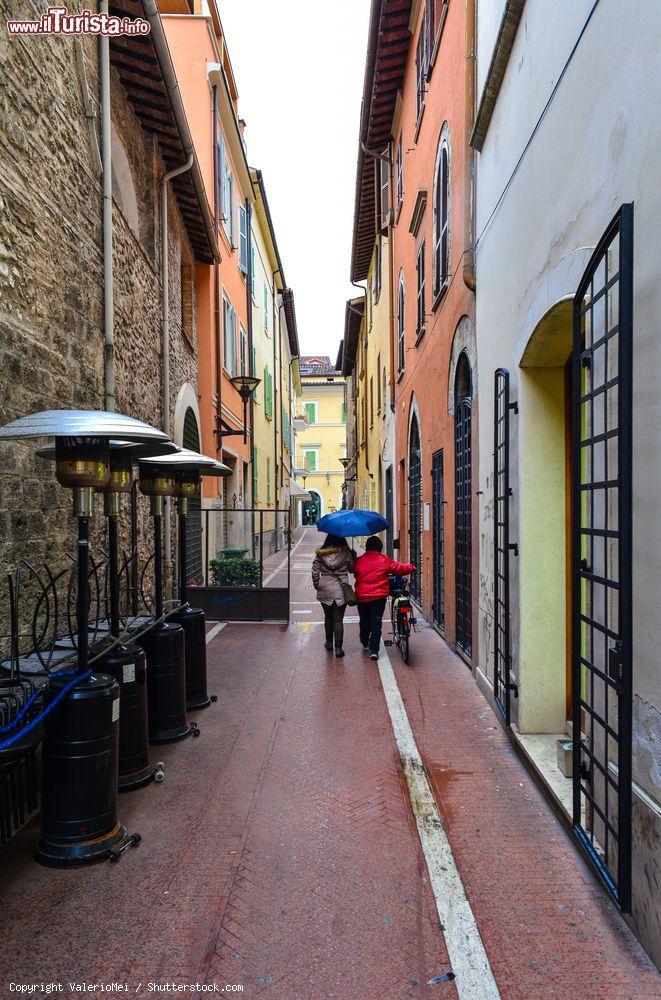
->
[0,410,170,867]
[39,439,179,789]
[139,450,229,712]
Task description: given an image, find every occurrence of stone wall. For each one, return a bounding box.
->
[0,6,199,653]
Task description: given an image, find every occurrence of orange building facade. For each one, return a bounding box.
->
[353,0,477,659]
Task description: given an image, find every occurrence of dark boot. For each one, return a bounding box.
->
[335,645,345,658]
[324,640,333,651]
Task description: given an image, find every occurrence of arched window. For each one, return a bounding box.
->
[182,407,202,584]
[397,271,406,373]
[433,126,450,299]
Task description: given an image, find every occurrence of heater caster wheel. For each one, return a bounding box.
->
[191,723,201,738]
[210,695,218,703]
[153,763,166,782]
[109,832,141,862]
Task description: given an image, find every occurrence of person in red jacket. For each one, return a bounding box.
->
[354,536,415,660]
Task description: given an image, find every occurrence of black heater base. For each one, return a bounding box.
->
[35,672,129,868]
[170,604,215,711]
[137,621,194,744]
[98,642,163,791]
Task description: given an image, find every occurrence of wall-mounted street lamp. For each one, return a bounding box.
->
[215,375,261,445]
[0,409,169,866]
[340,457,357,483]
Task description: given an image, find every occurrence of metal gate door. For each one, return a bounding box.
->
[455,399,472,656]
[385,466,394,556]
[431,450,445,629]
[571,204,633,909]
[408,417,422,602]
[494,369,518,722]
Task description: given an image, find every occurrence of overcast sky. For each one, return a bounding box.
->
[217,0,371,362]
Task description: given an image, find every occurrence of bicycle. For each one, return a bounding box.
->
[385,575,417,664]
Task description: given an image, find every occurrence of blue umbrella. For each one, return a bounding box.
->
[316,509,389,538]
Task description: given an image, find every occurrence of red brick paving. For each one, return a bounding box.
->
[0,528,658,999]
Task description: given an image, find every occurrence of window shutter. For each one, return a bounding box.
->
[238,204,248,273]
[250,245,255,299]
[231,306,238,375]
[263,284,269,331]
[222,299,230,372]
[228,173,235,246]
[266,457,271,504]
[380,156,390,224]
[252,446,258,502]
[263,365,268,411]
[220,134,228,219]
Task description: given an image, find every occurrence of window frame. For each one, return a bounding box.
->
[416,240,426,340]
[432,125,451,305]
[304,401,318,425]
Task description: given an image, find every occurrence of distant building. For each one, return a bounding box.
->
[296,358,347,524]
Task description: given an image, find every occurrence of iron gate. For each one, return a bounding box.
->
[183,407,203,583]
[455,399,472,656]
[493,369,518,722]
[408,417,422,602]
[431,450,445,629]
[571,203,633,909]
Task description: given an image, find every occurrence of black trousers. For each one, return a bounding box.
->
[322,601,346,647]
[357,598,388,655]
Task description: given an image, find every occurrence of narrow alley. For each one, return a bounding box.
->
[1,528,657,999]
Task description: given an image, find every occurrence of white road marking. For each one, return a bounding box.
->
[377,646,501,1000]
[205,622,228,645]
[262,530,308,586]
[293,610,312,615]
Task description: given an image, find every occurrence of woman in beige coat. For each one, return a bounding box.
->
[311,534,356,658]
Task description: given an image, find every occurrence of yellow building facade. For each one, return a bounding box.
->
[340,235,396,547]
[296,357,347,523]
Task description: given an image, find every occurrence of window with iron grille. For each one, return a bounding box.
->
[433,129,450,300]
[374,237,382,300]
[417,242,426,337]
[223,295,237,376]
[397,272,405,373]
[396,136,403,206]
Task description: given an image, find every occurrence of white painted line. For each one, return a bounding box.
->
[377,647,501,1000]
[293,610,312,615]
[262,530,307,586]
[205,622,228,645]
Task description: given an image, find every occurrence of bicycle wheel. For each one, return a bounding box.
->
[400,630,410,664]
[391,601,400,646]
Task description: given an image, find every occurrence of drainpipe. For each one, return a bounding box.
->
[99,2,114,411]
[160,154,194,592]
[463,0,477,291]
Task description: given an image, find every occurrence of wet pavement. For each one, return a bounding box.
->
[0,528,658,999]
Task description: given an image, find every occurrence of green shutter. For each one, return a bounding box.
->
[305,402,315,424]
[266,456,271,504]
[252,446,258,502]
[342,401,346,423]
